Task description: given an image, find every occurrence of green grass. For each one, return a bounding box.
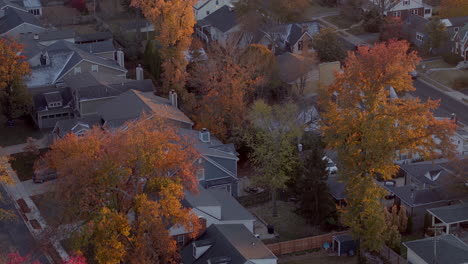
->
[429,70,468,89]
[280,253,358,264]
[0,116,43,147]
[249,201,324,243]
[304,0,339,17]
[346,26,365,35]
[418,60,453,72]
[323,15,358,29]
[9,149,49,181]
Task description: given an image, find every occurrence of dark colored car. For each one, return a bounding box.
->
[33,168,57,183]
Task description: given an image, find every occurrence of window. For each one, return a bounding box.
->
[176,235,185,246]
[74,67,81,75]
[424,9,431,14]
[298,40,303,51]
[411,9,418,15]
[91,64,98,72]
[206,10,210,15]
[42,115,48,119]
[196,168,205,181]
[416,32,424,42]
[216,0,219,4]
[29,9,40,15]
[403,0,409,5]
[393,11,401,17]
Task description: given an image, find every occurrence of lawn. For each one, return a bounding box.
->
[304,0,339,17]
[346,26,365,35]
[9,149,49,181]
[0,116,43,147]
[429,70,468,90]
[279,252,358,264]
[418,59,453,72]
[322,15,359,29]
[249,201,324,243]
[30,193,73,226]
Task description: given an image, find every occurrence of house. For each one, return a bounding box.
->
[403,234,468,264]
[96,89,193,129]
[0,7,45,37]
[452,23,468,61]
[179,129,240,196]
[194,0,236,20]
[181,224,277,264]
[25,40,127,89]
[31,86,74,128]
[171,186,255,246]
[441,16,468,39]
[366,0,432,19]
[22,0,41,16]
[402,14,429,48]
[52,114,101,138]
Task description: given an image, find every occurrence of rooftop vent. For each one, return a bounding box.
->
[200,128,210,143]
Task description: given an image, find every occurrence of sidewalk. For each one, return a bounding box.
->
[0,136,49,156]
[418,73,468,107]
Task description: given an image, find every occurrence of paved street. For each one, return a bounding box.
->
[412,79,468,125]
[0,187,49,263]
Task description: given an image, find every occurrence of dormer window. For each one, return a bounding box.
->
[44,92,63,109]
[196,168,205,181]
[91,64,99,72]
[74,67,81,75]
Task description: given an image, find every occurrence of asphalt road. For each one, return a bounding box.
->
[411,79,468,125]
[0,187,49,263]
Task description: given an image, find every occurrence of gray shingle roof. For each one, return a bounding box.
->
[384,185,451,207]
[17,35,45,58]
[287,22,320,46]
[35,29,75,42]
[97,89,193,127]
[32,87,72,111]
[181,224,276,264]
[405,14,428,33]
[178,129,238,160]
[0,0,25,10]
[75,39,115,54]
[427,203,468,224]
[43,91,62,104]
[327,177,346,200]
[403,234,468,264]
[401,163,449,187]
[74,31,113,43]
[54,114,101,138]
[0,7,43,34]
[201,5,238,33]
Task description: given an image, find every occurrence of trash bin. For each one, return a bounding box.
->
[267,225,274,234]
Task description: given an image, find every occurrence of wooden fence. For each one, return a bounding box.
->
[266,231,349,255]
[379,245,407,264]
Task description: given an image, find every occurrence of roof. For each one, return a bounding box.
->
[333,234,354,243]
[32,87,72,111]
[401,163,449,187]
[0,7,43,34]
[17,35,45,58]
[35,29,75,42]
[403,234,468,264]
[0,0,25,10]
[178,129,238,161]
[201,5,238,33]
[327,177,346,200]
[74,31,113,43]
[427,203,468,224]
[405,14,428,33]
[458,23,468,42]
[54,115,101,138]
[287,22,320,46]
[181,224,277,264]
[443,16,468,27]
[43,91,62,103]
[75,39,115,54]
[277,52,316,84]
[384,185,451,207]
[97,89,193,127]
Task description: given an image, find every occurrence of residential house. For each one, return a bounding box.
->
[52,114,101,138]
[367,0,432,19]
[22,0,41,16]
[194,0,236,20]
[31,86,74,128]
[402,14,429,48]
[0,7,45,37]
[452,23,468,61]
[25,40,126,89]
[403,234,468,264]
[171,186,255,246]
[442,16,468,39]
[181,224,277,264]
[196,5,244,46]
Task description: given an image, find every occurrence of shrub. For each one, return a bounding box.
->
[362,9,383,33]
[442,52,463,65]
[453,76,468,90]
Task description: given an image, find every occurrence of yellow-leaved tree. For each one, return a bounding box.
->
[319,40,456,251]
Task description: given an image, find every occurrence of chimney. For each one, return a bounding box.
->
[116,49,125,68]
[136,64,144,81]
[199,128,210,143]
[169,90,178,108]
[34,33,39,40]
[450,113,457,124]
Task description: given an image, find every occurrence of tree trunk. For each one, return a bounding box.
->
[272,188,278,217]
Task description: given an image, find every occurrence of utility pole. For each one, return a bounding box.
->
[428,226,444,264]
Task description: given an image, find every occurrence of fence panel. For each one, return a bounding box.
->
[379,245,407,264]
[266,231,348,255]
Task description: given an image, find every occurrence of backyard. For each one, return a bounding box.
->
[248,200,324,243]
[9,149,49,182]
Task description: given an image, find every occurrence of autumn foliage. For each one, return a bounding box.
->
[439,0,468,18]
[320,40,456,250]
[43,117,201,264]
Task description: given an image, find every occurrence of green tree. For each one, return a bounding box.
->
[245,100,303,216]
[143,40,162,86]
[289,140,336,224]
[311,28,346,62]
[424,16,448,53]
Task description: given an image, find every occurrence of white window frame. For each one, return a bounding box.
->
[411,9,418,15]
[176,235,185,246]
[74,67,81,75]
[394,11,401,17]
[196,168,205,181]
[416,32,424,42]
[91,64,98,72]
[403,0,409,5]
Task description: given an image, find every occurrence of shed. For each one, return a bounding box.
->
[332,234,357,256]
[427,203,468,235]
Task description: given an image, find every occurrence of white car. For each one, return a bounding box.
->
[323,156,338,174]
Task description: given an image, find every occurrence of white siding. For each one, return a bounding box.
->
[194,0,236,20]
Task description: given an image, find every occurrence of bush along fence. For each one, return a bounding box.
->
[266,231,349,255]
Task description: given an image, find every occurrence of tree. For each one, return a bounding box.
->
[380,16,403,41]
[374,0,399,16]
[0,155,14,221]
[424,16,449,53]
[440,0,468,18]
[289,140,336,224]
[311,28,346,62]
[319,40,456,251]
[0,39,31,123]
[71,0,87,12]
[1,252,87,264]
[43,116,201,264]
[131,0,196,103]
[362,8,384,33]
[245,100,303,216]
[189,45,261,141]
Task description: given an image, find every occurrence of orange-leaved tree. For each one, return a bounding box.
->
[0,38,31,123]
[440,0,468,18]
[131,0,195,100]
[319,40,456,251]
[44,116,201,264]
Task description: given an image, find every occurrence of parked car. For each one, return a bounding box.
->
[409,71,418,79]
[33,160,57,183]
[323,156,338,174]
[384,180,396,187]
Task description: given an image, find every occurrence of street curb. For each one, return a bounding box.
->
[418,74,468,107]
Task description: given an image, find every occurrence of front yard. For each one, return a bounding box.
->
[30,193,73,227]
[429,70,468,90]
[0,117,43,147]
[9,149,49,181]
[249,200,324,243]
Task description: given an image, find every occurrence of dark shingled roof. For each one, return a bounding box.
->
[327,177,346,200]
[427,203,468,224]
[54,114,101,138]
[201,5,237,33]
[181,224,276,264]
[74,32,113,43]
[401,163,449,187]
[0,0,25,10]
[32,87,72,111]
[384,185,453,207]
[75,39,115,54]
[405,14,428,33]
[0,7,43,34]
[403,234,468,264]
[35,29,75,42]
[43,91,62,104]
[287,22,320,46]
